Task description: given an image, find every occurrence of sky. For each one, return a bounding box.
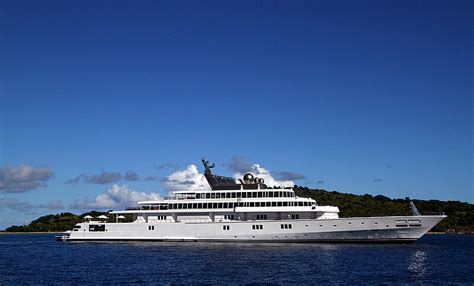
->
[0,0,472,229]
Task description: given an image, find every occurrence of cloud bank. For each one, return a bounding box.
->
[162,159,300,193]
[71,184,161,210]
[0,165,54,193]
[162,165,210,193]
[0,198,64,212]
[124,170,140,181]
[66,171,123,185]
[233,164,295,188]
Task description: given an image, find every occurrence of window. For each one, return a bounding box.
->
[283,202,288,207]
[252,192,257,198]
[249,202,254,207]
[396,220,408,227]
[409,220,422,227]
[223,202,228,208]
[281,224,292,229]
[255,202,260,207]
[277,202,282,207]
[206,193,210,199]
[192,203,197,209]
[252,225,263,230]
[269,192,274,198]
[211,193,216,199]
[232,192,236,198]
[148,225,154,231]
[218,203,223,209]
[226,193,230,198]
[266,202,271,207]
[216,193,220,199]
[223,225,230,230]
[272,202,277,207]
[196,194,200,199]
[258,192,263,198]
[291,214,299,219]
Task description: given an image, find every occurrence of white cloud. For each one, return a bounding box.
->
[71,184,161,210]
[234,164,295,188]
[162,163,294,193]
[162,164,210,193]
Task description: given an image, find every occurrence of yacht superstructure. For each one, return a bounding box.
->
[60,159,446,242]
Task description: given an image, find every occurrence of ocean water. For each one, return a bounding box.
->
[0,234,473,285]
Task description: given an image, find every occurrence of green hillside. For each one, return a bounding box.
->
[5,211,111,233]
[5,187,473,233]
[294,186,473,233]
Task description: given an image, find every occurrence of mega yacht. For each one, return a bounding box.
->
[59,159,446,242]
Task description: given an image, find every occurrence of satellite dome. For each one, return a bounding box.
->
[243,173,254,183]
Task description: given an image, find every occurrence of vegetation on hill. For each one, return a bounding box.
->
[294,186,474,233]
[5,211,111,233]
[4,187,473,233]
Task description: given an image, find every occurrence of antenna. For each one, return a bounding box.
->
[409,200,421,216]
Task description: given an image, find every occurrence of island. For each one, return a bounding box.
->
[3,186,473,234]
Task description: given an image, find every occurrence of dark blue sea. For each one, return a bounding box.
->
[0,234,473,285]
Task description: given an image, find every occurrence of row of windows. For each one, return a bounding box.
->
[222,225,230,230]
[256,214,267,220]
[252,225,264,230]
[156,216,167,220]
[224,215,235,220]
[281,224,292,229]
[148,226,155,230]
[195,191,295,199]
[167,201,312,210]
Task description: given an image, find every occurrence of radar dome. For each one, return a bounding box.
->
[243,173,254,183]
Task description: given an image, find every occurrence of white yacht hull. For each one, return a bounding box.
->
[65,215,445,243]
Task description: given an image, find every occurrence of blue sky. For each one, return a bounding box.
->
[0,0,472,229]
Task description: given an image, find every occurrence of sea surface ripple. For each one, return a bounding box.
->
[0,234,473,285]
